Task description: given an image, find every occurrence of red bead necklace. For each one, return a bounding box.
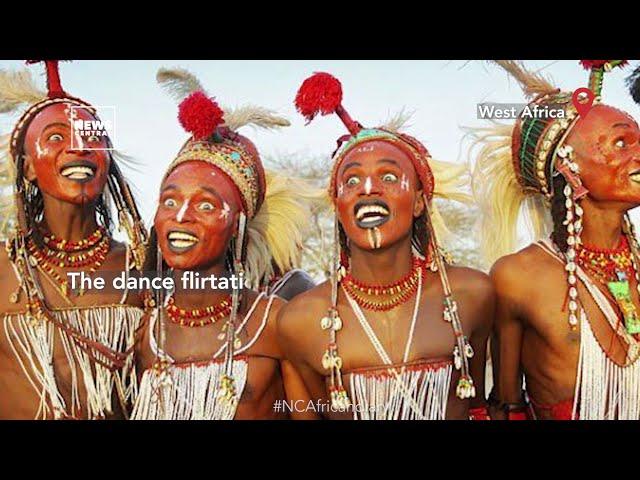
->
[42,226,106,252]
[577,236,635,285]
[166,294,233,327]
[342,256,426,312]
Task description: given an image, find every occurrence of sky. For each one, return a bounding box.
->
[1,59,639,229]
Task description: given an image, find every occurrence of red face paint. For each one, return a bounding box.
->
[567,104,640,206]
[23,103,110,205]
[335,140,423,251]
[154,161,244,270]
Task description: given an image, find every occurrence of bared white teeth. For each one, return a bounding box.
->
[61,166,95,179]
[356,205,390,220]
[168,231,199,248]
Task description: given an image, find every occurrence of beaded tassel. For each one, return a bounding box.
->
[423,197,475,399]
[218,212,247,408]
[323,212,350,411]
[154,243,173,395]
[556,145,584,330]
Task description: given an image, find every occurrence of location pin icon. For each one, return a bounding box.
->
[572,88,596,118]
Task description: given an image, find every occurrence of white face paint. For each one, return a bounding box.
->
[367,228,376,249]
[219,201,230,219]
[364,176,373,195]
[355,145,374,153]
[401,174,409,191]
[35,139,48,159]
[373,227,382,249]
[67,105,86,151]
[176,198,190,222]
[337,183,345,197]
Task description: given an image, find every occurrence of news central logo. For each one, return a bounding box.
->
[69,105,116,151]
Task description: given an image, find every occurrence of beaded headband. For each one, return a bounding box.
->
[511,60,627,199]
[165,92,266,220]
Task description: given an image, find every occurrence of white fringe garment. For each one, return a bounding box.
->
[574,311,640,419]
[131,358,248,420]
[349,363,453,420]
[131,293,274,420]
[3,305,142,420]
[572,266,640,420]
[538,239,640,420]
[343,271,454,421]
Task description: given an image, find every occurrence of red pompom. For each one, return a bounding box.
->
[26,60,66,97]
[178,91,224,140]
[580,60,628,70]
[295,72,343,122]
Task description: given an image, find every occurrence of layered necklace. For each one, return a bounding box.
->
[341,256,426,312]
[577,236,640,335]
[165,294,233,327]
[26,226,110,297]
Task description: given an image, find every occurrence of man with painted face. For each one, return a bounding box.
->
[471,60,640,420]
[0,61,147,419]
[131,69,315,420]
[277,73,494,420]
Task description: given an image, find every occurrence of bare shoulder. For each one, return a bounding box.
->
[276,281,331,338]
[489,243,558,299]
[445,265,494,303]
[443,265,495,332]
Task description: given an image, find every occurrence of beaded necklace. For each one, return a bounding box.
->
[42,227,105,252]
[26,227,111,297]
[577,236,640,334]
[341,256,426,312]
[165,294,233,327]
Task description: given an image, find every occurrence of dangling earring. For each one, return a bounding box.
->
[219,212,247,407]
[423,194,475,399]
[322,210,349,411]
[556,145,583,330]
[154,241,172,391]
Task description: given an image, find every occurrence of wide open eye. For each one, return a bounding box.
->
[382,172,398,183]
[346,176,361,186]
[48,133,64,142]
[198,202,215,212]
[615,138,627,149]
[87,135,101,143]
[163,198,177,208]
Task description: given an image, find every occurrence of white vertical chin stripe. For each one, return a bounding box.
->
[176,199,190,222]
[367,228,376,249]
